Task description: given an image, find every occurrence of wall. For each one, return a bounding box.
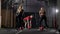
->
[57,0,60,30]
[0,0,1,28]
[23,0,47,12]
[23,0,54,27]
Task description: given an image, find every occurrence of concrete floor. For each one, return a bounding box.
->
[0,28,59,34]
[0,28,17,34]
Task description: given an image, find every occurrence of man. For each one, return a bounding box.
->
[23,15,33,29]
[39,7,48,30]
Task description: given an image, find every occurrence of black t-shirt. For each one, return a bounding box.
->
[16,9,24,20]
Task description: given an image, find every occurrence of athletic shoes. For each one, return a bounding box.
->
[17,27,24,31]
[39,26,44,31]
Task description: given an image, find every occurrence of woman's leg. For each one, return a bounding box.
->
[23,20,27,28]
[44,16,48,28]
[39,16,43,27]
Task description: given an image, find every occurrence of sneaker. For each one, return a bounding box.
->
[39,26,44,31]
[16,30,23,34]
[21,27,24,30]
[43,28,47,31]
[17,27,22,31]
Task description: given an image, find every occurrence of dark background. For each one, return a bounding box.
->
[1,0,58,29]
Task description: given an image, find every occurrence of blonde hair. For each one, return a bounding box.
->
[39,7,46,14]
[40,7,45,11]
[16,4,23,13]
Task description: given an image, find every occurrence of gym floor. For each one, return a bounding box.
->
[0,28,59,34]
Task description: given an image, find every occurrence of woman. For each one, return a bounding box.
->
[16,4,24,30]
[23,15,33,29]
[39,7,48,30]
